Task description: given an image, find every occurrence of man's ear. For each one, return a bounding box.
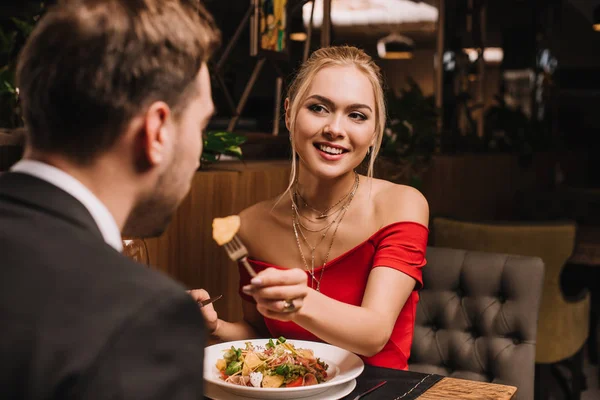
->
[142,101,172,167]
[284,98,291,131]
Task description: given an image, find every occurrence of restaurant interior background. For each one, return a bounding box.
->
[1,1,599,399]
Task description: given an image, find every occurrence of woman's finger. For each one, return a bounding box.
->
[250,267,307,287]
[256,298,304,320]
[245,284,308,301]
[256,297,304,312]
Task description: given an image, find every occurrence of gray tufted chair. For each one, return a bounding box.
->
[409,247,544,400]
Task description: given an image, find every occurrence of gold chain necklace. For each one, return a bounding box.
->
[291,195,345,233]
[293,171,358,220]
[291,174,360,291]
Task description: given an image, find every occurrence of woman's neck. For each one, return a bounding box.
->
[294,168,358,213]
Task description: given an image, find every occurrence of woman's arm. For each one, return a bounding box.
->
[246,184,429,356]
[251,267,415,356]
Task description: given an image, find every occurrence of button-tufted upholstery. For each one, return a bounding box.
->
[409,246,544,400]
[432,217,589,366]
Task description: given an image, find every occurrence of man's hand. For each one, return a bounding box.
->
[188,289,219,334]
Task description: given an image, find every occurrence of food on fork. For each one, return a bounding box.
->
[212,215,241,246]
[216,337,329,388]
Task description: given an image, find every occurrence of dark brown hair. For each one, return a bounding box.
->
[16,0,220,164]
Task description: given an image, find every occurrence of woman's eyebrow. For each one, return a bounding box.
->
[305,94,373,112]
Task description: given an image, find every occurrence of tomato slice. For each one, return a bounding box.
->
[303,373,318,386]
[286,376,304,387]
[220,371,228,380]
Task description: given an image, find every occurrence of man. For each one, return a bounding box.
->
[0,0,219,398]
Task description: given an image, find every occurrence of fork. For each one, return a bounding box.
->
[352,380,387,400]
[223,235,257,277]
[197,294,223,308]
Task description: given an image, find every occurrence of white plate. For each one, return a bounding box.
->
[203,339,364,400]
[204,379,357,400]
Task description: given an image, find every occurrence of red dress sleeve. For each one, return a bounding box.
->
[371,222,429,290]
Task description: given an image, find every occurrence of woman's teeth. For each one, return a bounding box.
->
[318,144,344,155]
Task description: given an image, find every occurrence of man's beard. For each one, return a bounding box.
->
[122,194,177,238]
[122,171,181,239]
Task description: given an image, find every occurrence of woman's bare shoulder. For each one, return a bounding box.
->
[238,194,289,242]
[369,177,429,228]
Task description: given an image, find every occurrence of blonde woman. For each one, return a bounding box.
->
[192,46,429,370]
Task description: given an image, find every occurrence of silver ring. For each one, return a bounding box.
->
[282,299,295,312]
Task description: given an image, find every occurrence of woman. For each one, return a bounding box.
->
[192,45,429,370]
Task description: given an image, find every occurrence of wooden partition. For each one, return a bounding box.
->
[420,151,589,221]
[0,129,24,171]
[145,161,291,322]
[144,153,588,322]
[1,143,587,322]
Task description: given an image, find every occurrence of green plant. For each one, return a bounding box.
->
[377,77,438,188]
[201,130,247,166]
[0,3,45,129]
[484,94,534,155]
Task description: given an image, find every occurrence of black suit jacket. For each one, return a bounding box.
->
[0,172,206,399]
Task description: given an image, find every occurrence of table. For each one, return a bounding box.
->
[342,365,517,400]
[419,377,517,399]
[205,372,517,400]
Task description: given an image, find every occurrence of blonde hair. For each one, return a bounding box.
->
[285,45,386,193]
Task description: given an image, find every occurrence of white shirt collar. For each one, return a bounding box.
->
[11,160,123,252]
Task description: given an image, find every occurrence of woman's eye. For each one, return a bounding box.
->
[308,104,327,113]
[349,112,367,121]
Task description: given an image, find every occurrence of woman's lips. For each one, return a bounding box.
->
[314,145,346,161]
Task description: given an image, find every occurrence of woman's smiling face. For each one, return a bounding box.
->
[289,65,377,179]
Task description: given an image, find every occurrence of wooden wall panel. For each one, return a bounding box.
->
[421,154,517,220]
[145,162,291,322]
[0,130,24,172]
[144,154,588,322]
[420,151,589,221]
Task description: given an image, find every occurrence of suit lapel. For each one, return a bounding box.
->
[0,172,105,241]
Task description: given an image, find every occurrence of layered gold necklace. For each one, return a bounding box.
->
[291,172,359,291]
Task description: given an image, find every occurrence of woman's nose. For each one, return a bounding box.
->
[323,115,345,139]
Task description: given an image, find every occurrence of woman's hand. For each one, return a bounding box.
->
[242,267,309,321]
[188,289,219,334]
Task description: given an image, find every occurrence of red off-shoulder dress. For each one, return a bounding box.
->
[238,221,429,370]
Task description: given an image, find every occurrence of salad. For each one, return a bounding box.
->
[215,337,329,388]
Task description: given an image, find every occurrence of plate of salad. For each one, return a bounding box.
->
[203,337,364,399]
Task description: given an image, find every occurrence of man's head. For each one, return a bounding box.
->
[17,0,220,237]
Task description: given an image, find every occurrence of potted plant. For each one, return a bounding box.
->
[200,130,247,168]
[0,7,43,170]
[0,5,248,169]
[0,3,43,131]
[376,77,438,188]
